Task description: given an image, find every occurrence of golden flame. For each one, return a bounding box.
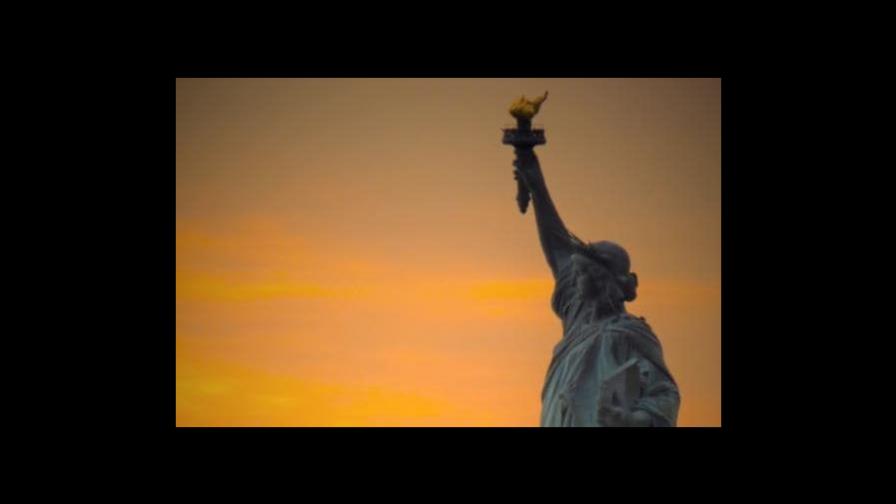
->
[509,91,548,120]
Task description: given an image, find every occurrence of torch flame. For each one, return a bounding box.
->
[509,91,548,120]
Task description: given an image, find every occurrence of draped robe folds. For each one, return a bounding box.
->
[540,258,681,427]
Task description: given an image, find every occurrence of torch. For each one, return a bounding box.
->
[502,91,547,214]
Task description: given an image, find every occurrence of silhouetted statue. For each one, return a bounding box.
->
[506,95,680,427]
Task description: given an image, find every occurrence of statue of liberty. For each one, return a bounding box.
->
[505,93,681,427]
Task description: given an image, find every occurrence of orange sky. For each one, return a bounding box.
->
[176,78,721,426]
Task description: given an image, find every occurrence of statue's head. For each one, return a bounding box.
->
[571,240,639,315]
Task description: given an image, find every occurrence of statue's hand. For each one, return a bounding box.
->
[513,160,533,191]
[513,148,538,172]
[597,402,631,427]
[596,383,628,426]
[597,381,651,427]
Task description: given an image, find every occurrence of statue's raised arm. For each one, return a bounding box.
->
[503,91,574,278]
[514,147,575,278]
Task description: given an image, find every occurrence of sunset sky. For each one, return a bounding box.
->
[176,78,721,426]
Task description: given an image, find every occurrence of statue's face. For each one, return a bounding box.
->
[572,253,607,300]
[571,252,632,316]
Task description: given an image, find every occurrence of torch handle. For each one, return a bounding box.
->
[516,176,530,214]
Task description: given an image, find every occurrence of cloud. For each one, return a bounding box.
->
[176,353,458,426]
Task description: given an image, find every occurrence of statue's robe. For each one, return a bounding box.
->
[540,259,680,427]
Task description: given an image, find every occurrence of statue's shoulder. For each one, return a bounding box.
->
[550,261,580,319]
[611,313,652,330]
[607,313,659,345]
